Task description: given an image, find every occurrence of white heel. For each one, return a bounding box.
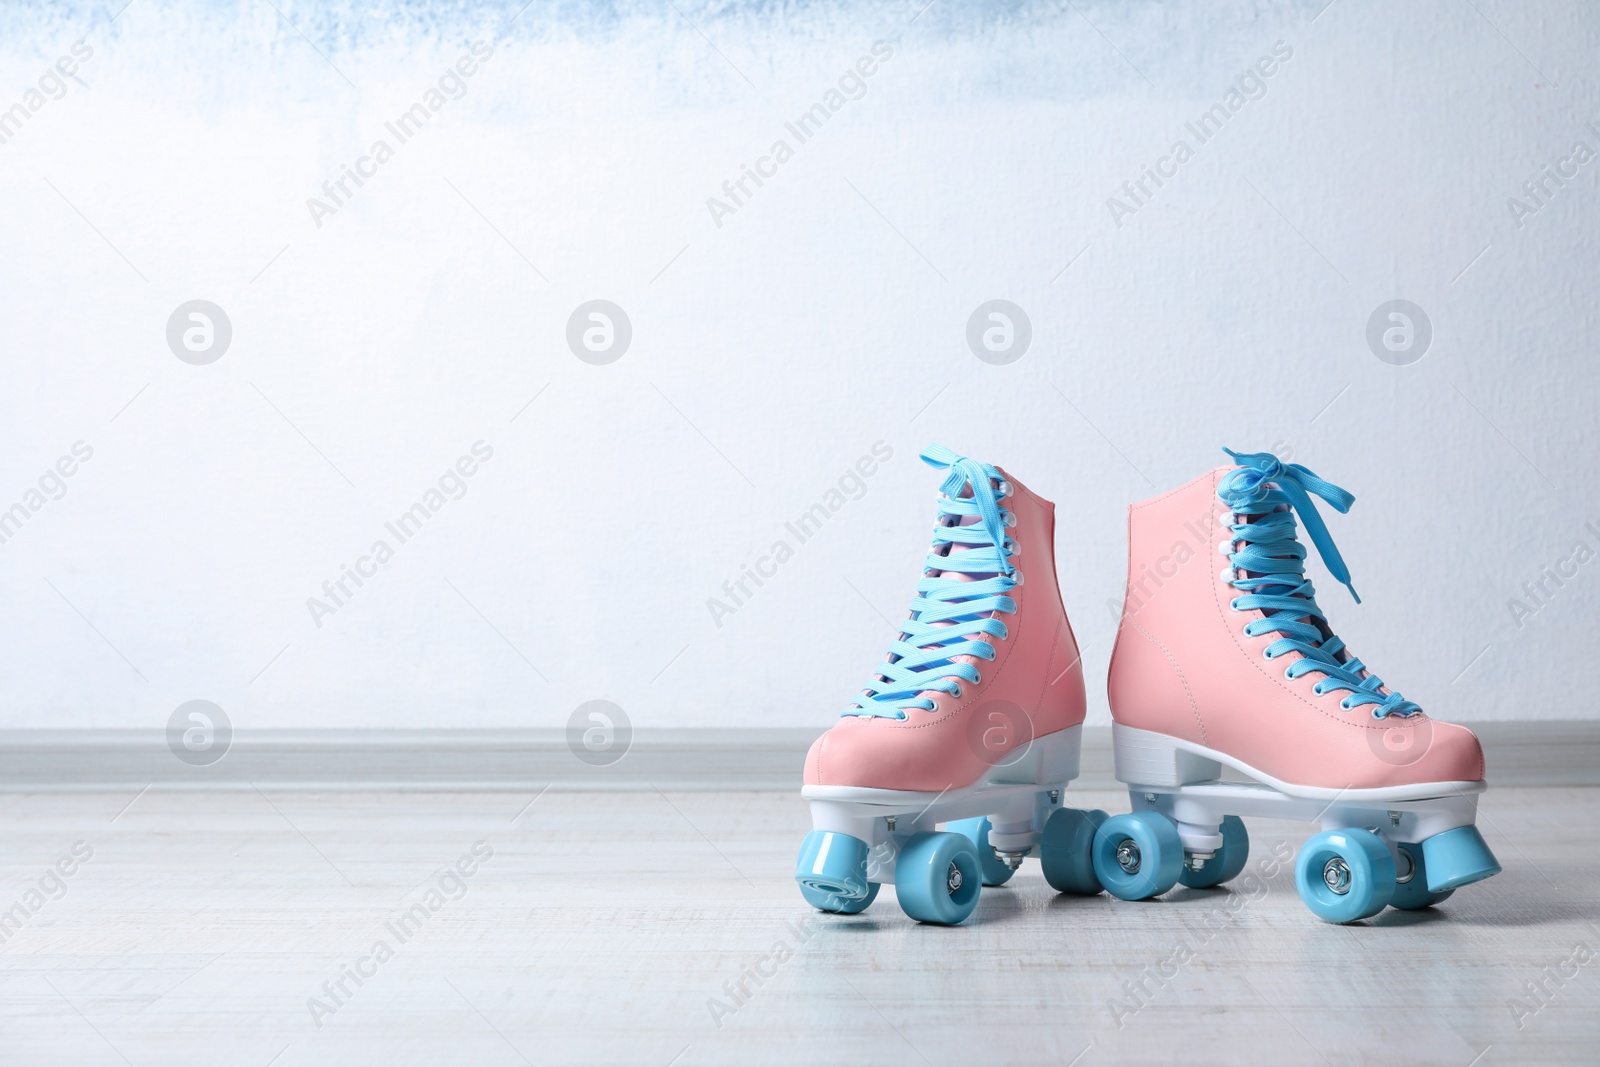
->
[1112,724,1221,787]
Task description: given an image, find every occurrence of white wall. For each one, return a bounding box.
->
[0,0,1595,731]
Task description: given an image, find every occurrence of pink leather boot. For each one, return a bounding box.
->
[1100,449,1500,922]
[795,445,1102,924]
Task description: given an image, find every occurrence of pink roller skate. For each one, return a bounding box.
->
[1100,449,1500,922]
[795,445,1101,924]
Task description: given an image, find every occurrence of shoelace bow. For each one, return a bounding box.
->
[1219,449,1419,719]
[843,445,1020,720]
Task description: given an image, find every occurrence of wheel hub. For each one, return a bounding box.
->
[1322,856,1352,895]
[1115,838,1142,875]
[946,861,964,894]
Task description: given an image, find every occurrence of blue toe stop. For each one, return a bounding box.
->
[1421,825,1501,892]
[796,830,871,900]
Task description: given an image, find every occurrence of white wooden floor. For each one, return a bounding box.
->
[0,786,1595,1066]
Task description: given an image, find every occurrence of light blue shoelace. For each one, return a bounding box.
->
[843,445,1021,720]
[1219,449,1419,719]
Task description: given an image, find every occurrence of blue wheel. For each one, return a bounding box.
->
[1390,841,1454,910]
[1040,808,1106,895]
[795,830,873,911]
[1294,829,1396,923]
[1179,815,1250,889]
[1092,812,1183,901]
[895,831,983,925]
[946,816,1016,887]
[1420,825,1501,892]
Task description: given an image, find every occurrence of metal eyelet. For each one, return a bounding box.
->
[1218,541,1232,557]
[971,671,982,685]
[1003,512,1016,527]
[949,685,962,699]
[998,480,1013,498]
[1011,571,1025,587]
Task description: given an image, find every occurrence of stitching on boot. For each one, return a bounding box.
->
[1031,615,1068,721]
[1128,615,1205,746]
